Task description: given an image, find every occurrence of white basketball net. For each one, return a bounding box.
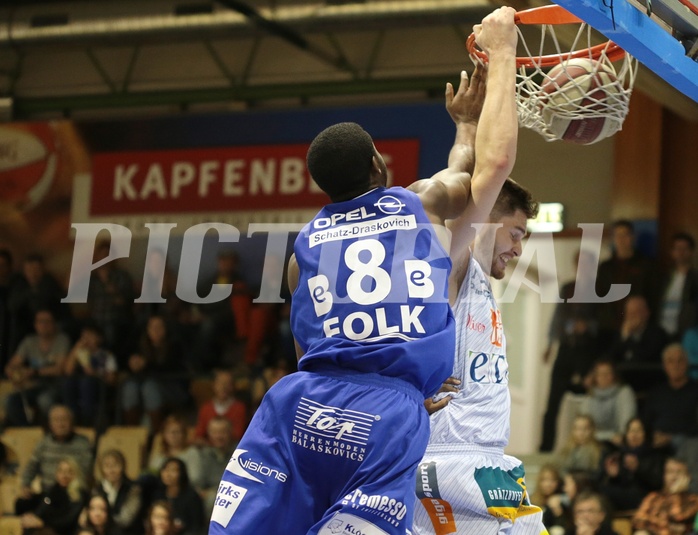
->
[491,23,637,143]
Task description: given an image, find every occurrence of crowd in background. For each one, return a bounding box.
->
[0,241,296,535]
[536,220,698,535]
[0,220,697,534]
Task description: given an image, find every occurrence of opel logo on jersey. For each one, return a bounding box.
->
[374,195,405,215]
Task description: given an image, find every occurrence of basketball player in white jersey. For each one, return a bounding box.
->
[412,17,548,535]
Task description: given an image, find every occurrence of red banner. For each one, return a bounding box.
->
[90,140,420,216]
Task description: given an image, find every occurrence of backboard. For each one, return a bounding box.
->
[552,0,698,102]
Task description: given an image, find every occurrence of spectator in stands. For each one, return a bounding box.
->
[250,357,291,413]
[643,343,698,452]
[134,248,191,334]
[148,414,202,488]
[78,493,119,535]
[558,415,604,475]
[62,323,118,428]
[193,249,247,371]
[19,404,93,496]
[580,359,637,444]
[632,457,698,535]
[145,500,176,535]
[143,458,205,535]
[4,308,70,426]
[657,232,698,342]
[530,463,566,531]
[15,456,89,535]
[566,491,618,535]
[86,240,136,363]
[8,252,69,354]
[198,416,237,517]
[95,449,143,535]
[681,325,698,380]
[541,250,600,452]
[597,417,664,512]
[120,315,188,434]
[548,470,597,534]
[595,220,656,346]
[192,368,247,446]
[0,248,23,370]
[607,295,668,393]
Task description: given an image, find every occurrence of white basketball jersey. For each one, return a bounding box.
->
[428,253,510,448]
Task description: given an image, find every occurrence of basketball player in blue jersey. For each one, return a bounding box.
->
[209,8,519,535]
[412,25,548,535]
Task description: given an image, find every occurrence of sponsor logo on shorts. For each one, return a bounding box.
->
[340,489,408,527]
[318,512,390,535]
[210,482,247,527]
[416,462,456,535]
[291,397,377,461]
[474,466,542,521]
[225,448,288,483]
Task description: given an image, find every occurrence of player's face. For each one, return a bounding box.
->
[488,210,528,280]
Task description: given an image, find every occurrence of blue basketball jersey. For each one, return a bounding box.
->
[291,186,455,397]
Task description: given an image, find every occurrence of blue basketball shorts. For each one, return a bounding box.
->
[209,369,430,535]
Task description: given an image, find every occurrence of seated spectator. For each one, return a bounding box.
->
[530,463,566,531]
[19,404,93,496]
[632,457,698,535]
[643,343,698,452]
[607,295,667,393]
[15,456,89,535]
[120,315,188,434]
[597,417,665,512]
[145,500,177,535]
[681,325,698,380]
[548,469,597,535]
[95,449,143,535]
[86,240,136,363]
[192,369,247,446]
[8,252,69,350]
[557,415,604,475]
[142,458,205,535]
[4,308,70,426]
[580,359,637,444]
[565,491,618,535]
[78,493,120,535]
[657,232,698,343]
[148,414,202,488]
[198,416,237,517]
[62,323,118,427]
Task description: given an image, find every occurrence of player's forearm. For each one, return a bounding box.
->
[448,122,477,174]
[474,50,517,185]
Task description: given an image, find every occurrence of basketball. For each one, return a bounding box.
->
[539,58,621,145]
[0,123,58,210]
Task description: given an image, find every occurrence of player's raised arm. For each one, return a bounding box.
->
[407,62,486,229]
[448,7,519,291]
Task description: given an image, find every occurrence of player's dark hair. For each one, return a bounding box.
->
[672,231,696,250]
[307,122,375,203]
[491,178,538,221]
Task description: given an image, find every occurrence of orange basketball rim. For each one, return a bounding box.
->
[466,4,627,68]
